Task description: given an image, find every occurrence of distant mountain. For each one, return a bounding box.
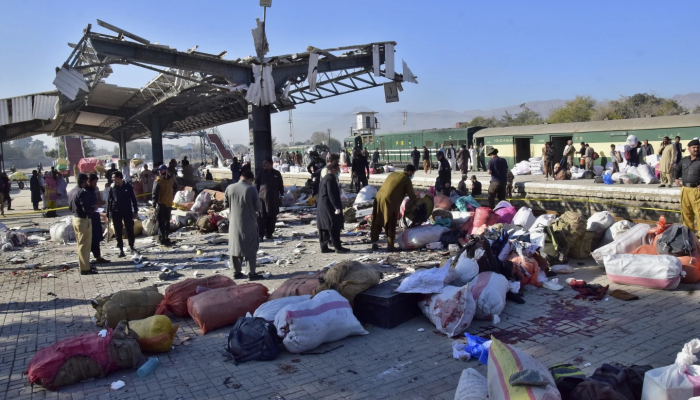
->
[672,93,700,109]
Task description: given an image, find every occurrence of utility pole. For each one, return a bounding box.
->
[403,110,407,126]
[327,128,331,151]
[288,110,294,145]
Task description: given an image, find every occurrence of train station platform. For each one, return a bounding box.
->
[278,169,681,224]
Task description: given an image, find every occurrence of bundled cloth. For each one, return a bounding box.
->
[313,261,382,306]
[92,287,164,329]
[270,270,327,300]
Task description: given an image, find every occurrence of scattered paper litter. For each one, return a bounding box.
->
[110,380,125,390]
[258,256,276,264]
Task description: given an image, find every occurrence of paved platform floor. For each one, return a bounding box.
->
[0,179,698,400]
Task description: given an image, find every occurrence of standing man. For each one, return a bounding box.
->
[579,142,587,168]
[140,164,155,201]
[584,143,595,172]
[307,151,326,197]
[435,150,451,196]
[610,145,620,173]
[167,159,178,177]
[152,164,177,246]
[563,140,575,170]
[373,148,380,166]
[88,174,109,264]
[545,142,555,179]
[225,169,263,280]
[370,165,417,252]
[468,144,477,172]
[674,136,685,167]
[29,170,42,211]
[0,172,11,211]
[181,159,195,187]
[255,157,284,241]
[230,157,241,183]
[457,144,470,175]
[316,163,349,253]
[642,139,654,162]
[351,148,369,189]
[674,139,700,231]
[447,144,457,171]
[422,146,431,174]
[411,146,420,170]
[105,163,118,185]
[477,143,487,171]
[659,136,675,188]
[108,171,139,257]
[69,174,97,275]
[295,151,303,167]
[487,148,508,208]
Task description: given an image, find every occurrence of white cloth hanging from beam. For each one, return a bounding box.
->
[307,53,320,92]
[384,43,395,79]
[245,64,275,106]
[283,82,291,99]
[251,18,269,58]
[402,60,418,84]
[373,45,380,77]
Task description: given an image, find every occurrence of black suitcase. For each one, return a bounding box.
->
[353,276,422,329]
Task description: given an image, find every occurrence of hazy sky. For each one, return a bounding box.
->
[1,0,698,150]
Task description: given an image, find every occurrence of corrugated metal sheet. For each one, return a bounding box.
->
[33,95,58,120]
[0,99,9,125]
[474,114,700,138]
[53,67,89,100]
[12,96,33,124]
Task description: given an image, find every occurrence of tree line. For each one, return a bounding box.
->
[460,93,699,129]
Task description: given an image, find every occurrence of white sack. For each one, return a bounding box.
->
[604,254,683,290]
[49,217,75,243]
[419,284,476,337]
[396,225,449,250]
[529,214,557,233]
[586,211,615,234]
[469,272,508,323]
[451,211,473,229]
[512,207,536,230]
[354,185,377,205]
[454,368,488,400]
[253,295,311,322]
[447,253,479,286]
[274,290,368,353]
[642,339,700,400]
[637,164,659,184]
[396,263,452,294]
[592,223,651,267]
[601,220,635,246]
[191,191,212,214]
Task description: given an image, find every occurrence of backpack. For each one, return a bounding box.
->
[542,225,569,265]
[551,211,586,257]
[569,230,595,259]
[226,317,278,364]
[592,152,599,160]
[657,224,695,257]
[582,170,595,179]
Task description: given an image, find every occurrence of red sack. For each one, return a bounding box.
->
[468,207,499,234]
[187,283,269,334]
[208,213,224,226]
[369,168,377,174]
[433,195,452,211]
[630,245,659,255]
[155,275,236,317]
[679,255,700,284]
[26,322,141,390]
[270,270,327,300]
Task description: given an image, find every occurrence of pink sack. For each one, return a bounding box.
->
[433,195,452,211]
[495,206,516,224]
[468,207,500,234]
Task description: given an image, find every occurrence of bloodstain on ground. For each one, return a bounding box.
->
[277,364,299,374]
[474,297,604,345]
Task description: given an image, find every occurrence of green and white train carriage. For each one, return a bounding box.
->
[474,114,700,168]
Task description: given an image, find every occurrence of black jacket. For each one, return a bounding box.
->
[316,173,344,230]
[422,149,430,161]
[107,183,138,218]
[352,155,369,176]
[437,157,451,185]
[411,150,420,164]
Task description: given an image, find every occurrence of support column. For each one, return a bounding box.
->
[150,117,164,166]
[118,132,128,160]
[248,104,272,176]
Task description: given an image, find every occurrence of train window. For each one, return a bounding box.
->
[459,140,466,146]
[425,140,432,147]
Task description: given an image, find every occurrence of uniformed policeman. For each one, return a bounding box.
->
[68,173,97,275]
[674,139,700,231]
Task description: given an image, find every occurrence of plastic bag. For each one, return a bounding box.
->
[642,339,700,400]
[275,290,368,353]
[354,185,377,205]
[190,191,212,214]
[456,195,481,211]
[397,263,452,294]
[128,315,179,353]
[419,284,476,336]
[603,170,614,185]
[512,207,536,230]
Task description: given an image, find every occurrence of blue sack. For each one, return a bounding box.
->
[603,171,614,185]
[456,195,481,212]
[465,333,490,365]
